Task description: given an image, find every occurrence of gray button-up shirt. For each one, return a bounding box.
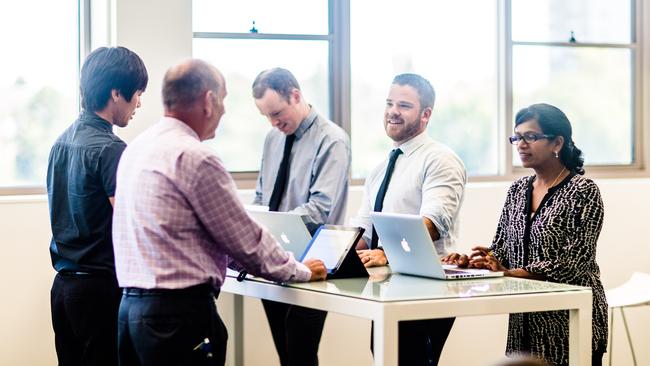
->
[254,108,350,233]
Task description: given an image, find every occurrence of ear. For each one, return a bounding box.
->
[204,90,215,116]
[553,135,565,152]
[290,88,301,105]
[420,107,432,123]
[111,89,120,103]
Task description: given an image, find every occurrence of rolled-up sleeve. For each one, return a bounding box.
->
[419,155,466,240]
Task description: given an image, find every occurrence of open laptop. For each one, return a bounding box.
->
[247,210,312,258]
[370,212,504,280]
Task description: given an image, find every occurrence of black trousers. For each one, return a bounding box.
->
[51,272,122,366]
[592,348,605,366]
[118,284,228,366]
[262,299,328,366]
[371,317,455,366]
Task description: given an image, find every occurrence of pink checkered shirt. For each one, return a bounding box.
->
[113,117,311,290]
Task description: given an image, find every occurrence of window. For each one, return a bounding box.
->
[349,0,638,178]
[510,0,635,166]
[0,0,80,189]
[192,0,331,172]
[350,0,499,178]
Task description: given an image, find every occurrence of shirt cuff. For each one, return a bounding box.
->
[293,262,312,282]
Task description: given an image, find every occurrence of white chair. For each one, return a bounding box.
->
[606,272,650,366]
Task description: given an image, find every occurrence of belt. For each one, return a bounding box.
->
[58,271,112,277]
[123,283,218,298]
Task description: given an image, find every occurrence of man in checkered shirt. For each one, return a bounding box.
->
[112,59,327,366]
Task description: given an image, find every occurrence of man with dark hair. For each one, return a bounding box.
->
[252,67,350,366]
[46,46,148,365]
[350,73,466,365]
[113,60,327,366]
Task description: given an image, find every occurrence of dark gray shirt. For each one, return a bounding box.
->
[254,108,350,233]
[47,110,125,275]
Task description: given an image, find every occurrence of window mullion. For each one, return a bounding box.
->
[499,0,514,176]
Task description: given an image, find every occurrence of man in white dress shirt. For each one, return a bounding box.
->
[351,73,466,365]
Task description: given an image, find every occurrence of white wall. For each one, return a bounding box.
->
[2,180,650,366]
[112,0,193,143]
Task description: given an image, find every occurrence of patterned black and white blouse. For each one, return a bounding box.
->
[489,173,608,366]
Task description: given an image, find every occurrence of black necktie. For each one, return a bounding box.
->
[268,134,296,212]
[370,148,403,249]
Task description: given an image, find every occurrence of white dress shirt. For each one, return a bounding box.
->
[350,131,466,255]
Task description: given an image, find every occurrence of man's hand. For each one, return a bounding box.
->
[303,258,327,281]
[356,249,388,268]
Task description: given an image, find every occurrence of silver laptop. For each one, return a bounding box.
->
[247,210,312,258]
[370,212,504,280]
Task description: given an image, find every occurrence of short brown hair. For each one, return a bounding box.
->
[252,68,300,102]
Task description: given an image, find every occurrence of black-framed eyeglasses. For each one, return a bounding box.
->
[508,132,556,145]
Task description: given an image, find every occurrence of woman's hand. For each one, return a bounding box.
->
[441,252,470,268]
[468,246,507,272]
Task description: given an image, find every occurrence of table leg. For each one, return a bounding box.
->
[232,294,244,366]
[374,314,398,366]
[569,296,592,366]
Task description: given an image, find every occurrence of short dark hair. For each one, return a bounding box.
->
[392,73,435,111]
[162,59,221,110]
[80,47,148,112]
[252,68,301,102]
[515,103,585,175]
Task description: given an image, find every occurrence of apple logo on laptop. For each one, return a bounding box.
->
[400,238,411,252]
[280,232,291,244]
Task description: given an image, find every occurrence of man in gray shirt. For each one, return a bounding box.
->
[252,68,350,366]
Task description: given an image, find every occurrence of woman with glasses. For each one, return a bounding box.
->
[443,103,608,366]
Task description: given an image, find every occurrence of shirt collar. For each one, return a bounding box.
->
[159,116,200,140]
[79,110,113,133]
[394,131,431,157]
[293,106,318,140]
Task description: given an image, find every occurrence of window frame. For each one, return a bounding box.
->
[504,0,644,178]
[345,0,647,185]
[2,0,647,195]
[0,0,89,195]
[192,0,349,188]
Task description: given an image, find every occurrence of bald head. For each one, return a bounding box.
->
[162,59,223,112]
[162,59,227,141]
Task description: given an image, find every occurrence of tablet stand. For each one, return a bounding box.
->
[328,234,369,279]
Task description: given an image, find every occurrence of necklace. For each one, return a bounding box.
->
[548,167,567,189]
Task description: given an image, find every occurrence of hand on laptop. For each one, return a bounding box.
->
[304,258,327,281]
[443,246,507,272]
[441,252,470,268]
[357,249,388,268]
[468,246,507,272]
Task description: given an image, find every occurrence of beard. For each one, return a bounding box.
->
[385,113,424,143]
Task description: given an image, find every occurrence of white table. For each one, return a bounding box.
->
[221,268,592,366]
